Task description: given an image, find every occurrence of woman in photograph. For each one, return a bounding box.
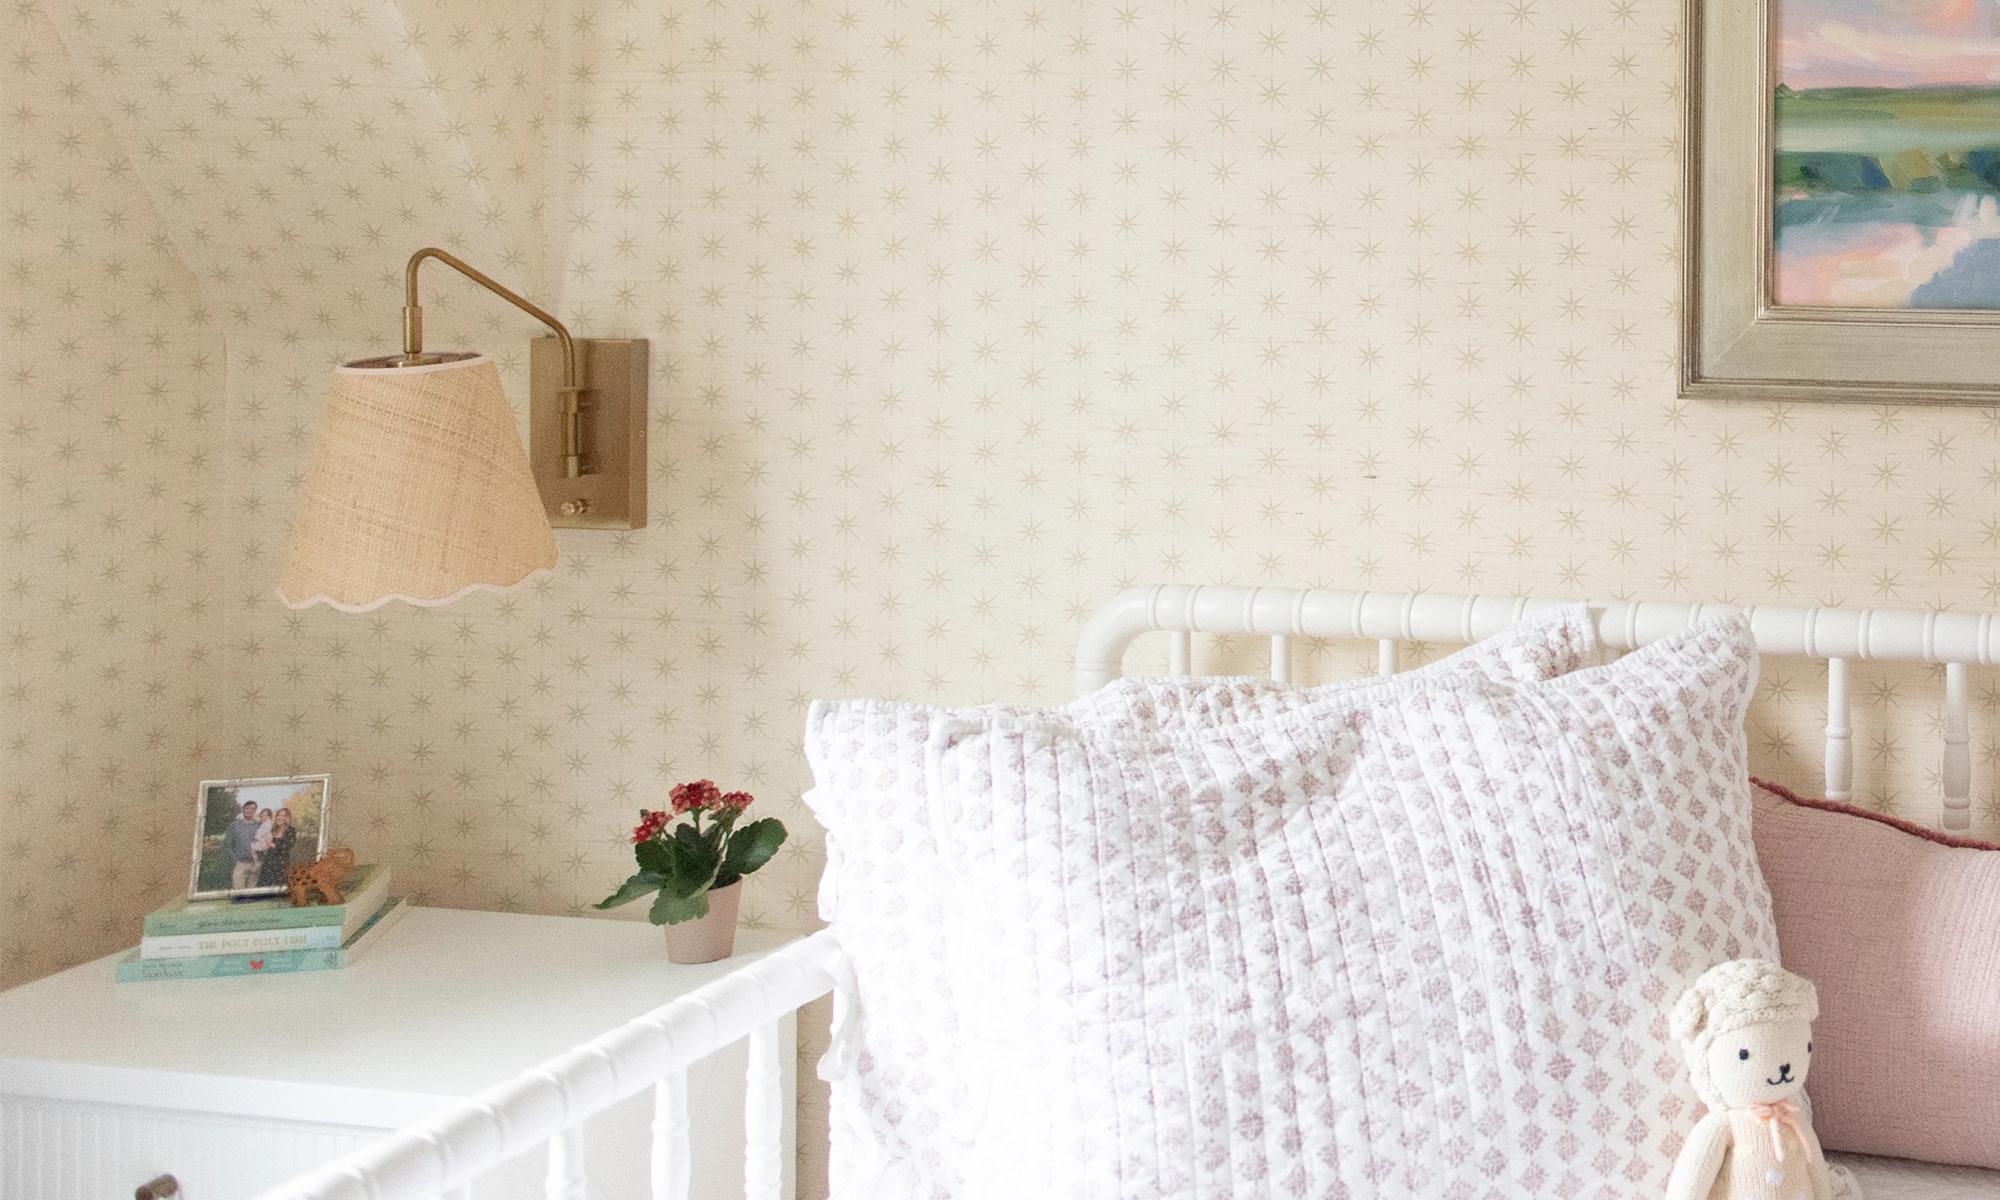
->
[256,807,298,888]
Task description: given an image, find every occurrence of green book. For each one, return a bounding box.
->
[142,865,391,937]
[116,900,406,982]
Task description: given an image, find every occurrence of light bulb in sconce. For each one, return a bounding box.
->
[277,248,649,612]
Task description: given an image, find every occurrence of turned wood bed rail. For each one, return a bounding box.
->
[252,932,843,1200]
[1079,586,1989,831]
[259,584,1988,1200]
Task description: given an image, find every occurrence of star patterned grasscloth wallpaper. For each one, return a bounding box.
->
[4,4,227,987]
[6,0,2000,1185]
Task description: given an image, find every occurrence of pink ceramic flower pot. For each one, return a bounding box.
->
[662,881,741,964]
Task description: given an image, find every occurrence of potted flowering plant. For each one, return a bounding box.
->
[597,780,787,963]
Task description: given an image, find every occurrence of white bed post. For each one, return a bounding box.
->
[1376,639,1397,677]
[651,1072,691,1200]
[745,1023,785,1200]
[545,1125,587,1200]
[1943,662,1972,831]
[1070,585,2000,838]
[1824,657,1853,802]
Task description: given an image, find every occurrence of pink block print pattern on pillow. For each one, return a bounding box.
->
[926,616,1778,1199]
[801,605,1601,1200]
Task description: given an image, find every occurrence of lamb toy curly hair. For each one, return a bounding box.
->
[1665,959,1834,1200]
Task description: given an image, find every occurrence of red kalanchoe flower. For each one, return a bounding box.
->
[598,778,788,925]
[631,809,669,843]
[669,779,723,815]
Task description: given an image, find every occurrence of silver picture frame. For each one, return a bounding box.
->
[188,775,333,901]
[1680,0,2000,403]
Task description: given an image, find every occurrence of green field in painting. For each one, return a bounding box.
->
[1776,86,2000,155]
[1775,87,2000,194]
[1771,85,2000,308]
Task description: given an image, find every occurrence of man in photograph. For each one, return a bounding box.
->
[224,799,262,889]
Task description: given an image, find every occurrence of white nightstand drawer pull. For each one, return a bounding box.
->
[135,1175,181,1200]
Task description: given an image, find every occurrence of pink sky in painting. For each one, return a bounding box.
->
[1781,0,2000,88]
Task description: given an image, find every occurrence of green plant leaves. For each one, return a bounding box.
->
[602,803,786,924]
[714,818,787,890]
[635,839,673,876]
[660,829,721,892]
[595,870,664,910]
[649,885,711,925]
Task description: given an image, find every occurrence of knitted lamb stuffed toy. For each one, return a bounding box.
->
[1665,959,1835,1200]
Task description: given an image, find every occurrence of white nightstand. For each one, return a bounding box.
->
[0,906,796,1200]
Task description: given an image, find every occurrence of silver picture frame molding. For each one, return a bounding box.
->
[187,774,333,902]
[1680,0,2000,403]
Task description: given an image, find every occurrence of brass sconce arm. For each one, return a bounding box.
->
[403,248,577,387]
[403,248,586,478]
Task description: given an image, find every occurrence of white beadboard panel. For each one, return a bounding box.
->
[0,1094,680,1200]
[0,1028,782,1200]
[1,1097,375,1200]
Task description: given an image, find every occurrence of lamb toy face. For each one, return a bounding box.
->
[1664,959,1837,1200]
[1698,1014,1814,1110]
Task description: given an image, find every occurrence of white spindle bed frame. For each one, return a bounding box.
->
[256,584,1991,1200]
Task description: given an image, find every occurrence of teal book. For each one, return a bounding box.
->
[142,865,390,937]
[116,899,407,982]
[140,921,346,960]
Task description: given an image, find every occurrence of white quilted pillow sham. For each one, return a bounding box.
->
[803,605,1599,1200]
[926,615,1777,1200]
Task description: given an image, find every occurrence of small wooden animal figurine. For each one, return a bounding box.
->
[1666,959,1834,1200]
[287,847,357,907]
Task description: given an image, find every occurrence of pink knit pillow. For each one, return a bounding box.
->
[1750,780,2000,1170]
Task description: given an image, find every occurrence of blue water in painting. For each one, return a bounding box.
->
[1912,240,2000,306]
[1776,189,2000,307]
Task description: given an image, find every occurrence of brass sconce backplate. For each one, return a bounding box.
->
[530,336,649,529]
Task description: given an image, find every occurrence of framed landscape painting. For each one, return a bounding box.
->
[1683,0,2000,402]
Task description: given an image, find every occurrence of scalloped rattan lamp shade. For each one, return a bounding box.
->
[277,355,556,611]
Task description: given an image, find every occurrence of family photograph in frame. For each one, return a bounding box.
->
[189,775,332,901]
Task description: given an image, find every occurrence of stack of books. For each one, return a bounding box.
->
[117,865,404,983]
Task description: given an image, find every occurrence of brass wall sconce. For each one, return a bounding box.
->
[277,248,648,612]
